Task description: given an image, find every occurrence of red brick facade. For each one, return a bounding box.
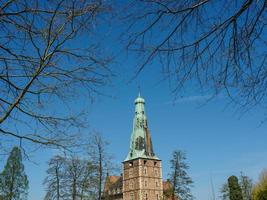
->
[123,158,163,200]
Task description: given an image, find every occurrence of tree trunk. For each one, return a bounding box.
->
[172,161,178,200]
[98,149,102,200]
[8,164,15,200]
[56,167,60,200]
[72,178,77,200]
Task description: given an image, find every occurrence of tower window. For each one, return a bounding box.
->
[145,193,148,200]
[129,168,133,177]
[154,168,158,176]
[130,193,134,200]
[129,162,133,167]
[144,160,147,165]
[130,181,134,189]
[144,167,147,175]
[157,194,159,200]
[145,180,147,187]
[154,161,157,166]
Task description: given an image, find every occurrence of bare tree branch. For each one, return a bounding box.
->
[0,0,113,151]
[123,0,267,116]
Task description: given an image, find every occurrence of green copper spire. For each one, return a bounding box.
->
[124,93,159,161]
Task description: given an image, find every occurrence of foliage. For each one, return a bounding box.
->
[252,169,267,200]
[221,183,230,200]
[0,146,28,200]
[168,150,194,200]
[228,175,243,200]
[221,173,253,200]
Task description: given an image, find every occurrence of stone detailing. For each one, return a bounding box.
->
[123,158,163,200]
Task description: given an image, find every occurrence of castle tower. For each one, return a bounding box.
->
[123,94,163,200]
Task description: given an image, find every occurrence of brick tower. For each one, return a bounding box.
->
[123,93,163,200]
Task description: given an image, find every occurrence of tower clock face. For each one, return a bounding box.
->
[135,136,145,151]
[136,117,145,128]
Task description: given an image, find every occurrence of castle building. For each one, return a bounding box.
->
[103,94,174,200]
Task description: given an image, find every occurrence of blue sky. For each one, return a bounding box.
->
[1,66,267,200]
[18,67,267,200]
[1,3,267,199]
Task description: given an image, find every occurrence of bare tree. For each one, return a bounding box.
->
[239,173,253,200]
[66,157,87,200]
[0,0,112,151]
[43,154,97,200]
[88,133,114,200]
[43,156,65,200]
[123,0,267,114]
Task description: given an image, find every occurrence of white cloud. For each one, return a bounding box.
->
[165,94,213,104]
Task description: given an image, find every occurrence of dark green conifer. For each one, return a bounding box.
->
[0,147,28,200]
[228,175,243,200]
[169,150,194,200]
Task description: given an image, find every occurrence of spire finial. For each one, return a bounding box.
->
[138,85,141,97]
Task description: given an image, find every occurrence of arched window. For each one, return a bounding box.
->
[130,192,134,200]
[129,168,133,177]
[154,168,158,176]
[130,180,134,189]
[144,167,147,175]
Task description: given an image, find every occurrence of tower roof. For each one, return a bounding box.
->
[124,93,159,162]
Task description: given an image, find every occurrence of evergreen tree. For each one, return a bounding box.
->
[0,147,28,200]
[221,183,230,200]
[169,150,194,200]
[228,176,243,200]
[221,173,253,200]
